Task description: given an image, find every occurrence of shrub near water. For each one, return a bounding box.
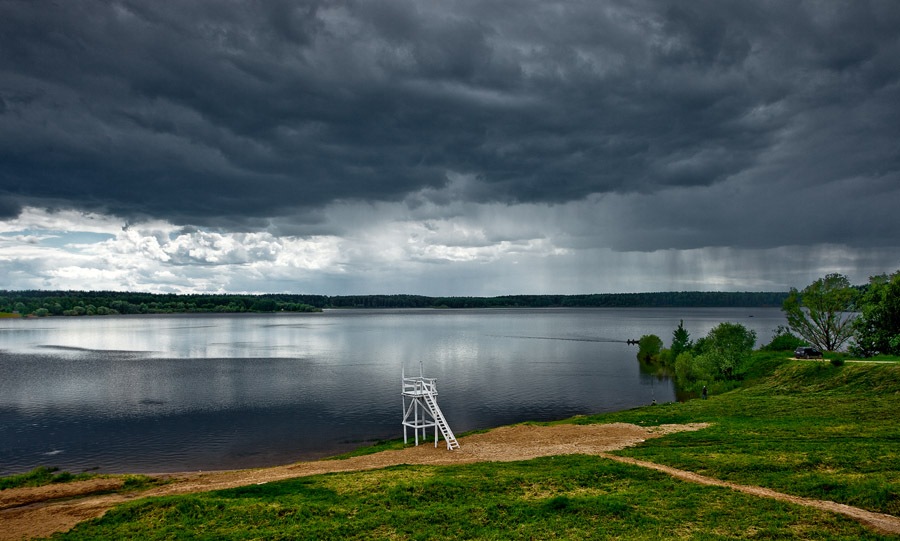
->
[636,334,663,362]
[669,322,756,394]
[0,466,94,489]
[761,325,806,352]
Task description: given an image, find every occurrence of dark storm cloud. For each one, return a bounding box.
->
[1,0,899,248]
[0,195,21,218]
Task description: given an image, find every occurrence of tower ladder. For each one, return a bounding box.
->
[421,388,460,450]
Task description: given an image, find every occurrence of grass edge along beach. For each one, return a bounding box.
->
[4,351,899,540]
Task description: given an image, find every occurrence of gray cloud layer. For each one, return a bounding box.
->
[2,0,899,252]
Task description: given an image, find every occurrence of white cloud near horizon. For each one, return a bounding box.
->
[1,205,896,296]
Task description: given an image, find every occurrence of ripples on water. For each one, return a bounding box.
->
[0,308,784,475]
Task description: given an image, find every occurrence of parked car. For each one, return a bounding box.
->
[794,346,823,359]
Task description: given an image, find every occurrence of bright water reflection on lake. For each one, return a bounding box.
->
[0,308,785,475]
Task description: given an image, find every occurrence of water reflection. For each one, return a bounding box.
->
[0,308,784,474]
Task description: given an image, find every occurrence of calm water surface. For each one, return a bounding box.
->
[0,307,784,475]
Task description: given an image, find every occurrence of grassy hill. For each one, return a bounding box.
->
[40,355,900,539]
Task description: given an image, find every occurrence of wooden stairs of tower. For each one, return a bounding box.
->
[421,387,460,450]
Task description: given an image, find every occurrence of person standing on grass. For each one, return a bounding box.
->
[702,385,708,399]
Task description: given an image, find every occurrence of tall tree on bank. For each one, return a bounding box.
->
[671,319,692,358]
[782,273,858,352]
[852,270,900,356]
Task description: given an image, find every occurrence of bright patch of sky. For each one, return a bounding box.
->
[1,205,893,295]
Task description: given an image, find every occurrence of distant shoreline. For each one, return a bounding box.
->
[1,290,789,318]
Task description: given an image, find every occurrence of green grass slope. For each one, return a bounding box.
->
[51,354,899,540]
[592,355,900,516]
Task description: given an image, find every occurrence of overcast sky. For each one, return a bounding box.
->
[1,1,898,295]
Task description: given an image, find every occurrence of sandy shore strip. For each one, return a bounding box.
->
[4,421,899,538]
[1,422,698,540]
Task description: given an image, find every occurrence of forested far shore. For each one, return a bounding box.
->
[0,290,790,317]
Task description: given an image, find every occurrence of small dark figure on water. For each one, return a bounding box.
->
[702,385,708,399]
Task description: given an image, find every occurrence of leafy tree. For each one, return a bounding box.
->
[674,351,696,383]
[64,306,86,316]
[782,273,857,352]
[637,334,663,362]
[672,322,755,393]
[761,325,806,351]
[250,298,279,312]
[852,270,900,356]
[674,351,718,388]
[671,320,692,358]
[695,322,757,380]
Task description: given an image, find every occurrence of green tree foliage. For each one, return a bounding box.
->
[426,291,789,308]
[674,349,730,393]
[0,291,325,316]
[636,334,663,362]
[675,322,756,392]
[0,291,791,316]
[696,322,757,380]
[250,298,279,312]
[671,319,692,358]
[852,270,900,357]
[782,273,857,352]
[761,325,806,351]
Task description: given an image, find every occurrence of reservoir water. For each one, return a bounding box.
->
[0,307,785,475]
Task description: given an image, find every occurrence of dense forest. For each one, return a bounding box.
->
[0,290,790,317]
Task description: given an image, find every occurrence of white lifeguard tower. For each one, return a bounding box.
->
[401,364,459,450]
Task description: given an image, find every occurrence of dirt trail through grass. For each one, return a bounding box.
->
[3,422,898,539]
[599,453,900,536]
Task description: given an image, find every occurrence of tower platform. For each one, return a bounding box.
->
[401,368,459,450]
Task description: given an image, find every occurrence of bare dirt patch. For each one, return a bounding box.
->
[0,478,124,511]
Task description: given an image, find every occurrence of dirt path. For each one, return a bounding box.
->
[600,454,900,536]
[3,422,898,539]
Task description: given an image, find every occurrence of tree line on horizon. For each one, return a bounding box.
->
[0,290,793,317]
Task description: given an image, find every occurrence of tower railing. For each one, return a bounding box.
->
[402,376,437,396]
[401,369,458,450]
